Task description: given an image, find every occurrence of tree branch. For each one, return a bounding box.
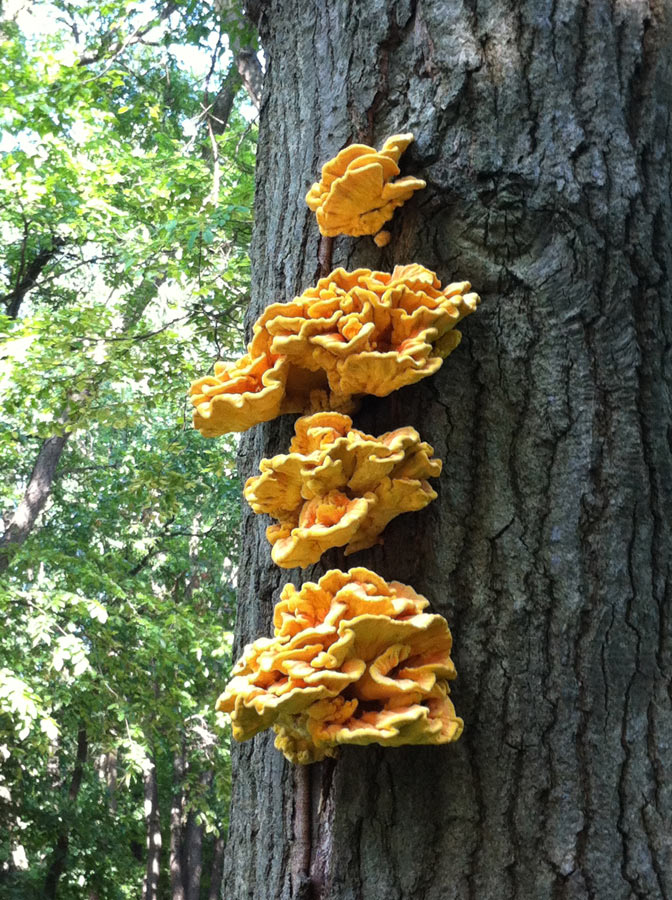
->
[0,287,157,575]
[206,48,262,139]
[3,236,65,319]
[0,432,70,575]
[77,2,178,67]
[208,66,240,136]
[236,49,262,108]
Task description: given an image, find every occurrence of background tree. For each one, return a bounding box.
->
[0,0,257,896]
[222,1,672,898]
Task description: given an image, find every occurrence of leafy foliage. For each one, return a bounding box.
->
[0,0,255,895]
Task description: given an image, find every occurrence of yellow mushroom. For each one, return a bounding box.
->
[190,354,294,436]
[243,412,442,568]
[190,265,479,437]
[305,133,426,241]
[216,568,463,764]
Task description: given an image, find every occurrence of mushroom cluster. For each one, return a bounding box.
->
[190,264,479,436]
[305,133,426,245]
[244,412,442,568]
[198,132,474,763]
[217,568,463,764]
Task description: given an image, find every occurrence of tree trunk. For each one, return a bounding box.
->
[170,745,186,900]
[95,749,118,813]
[222,1,672,899]
[0,433,70,574]
[183,810,203,900]
[142,758,162,900]
[105,749,118,814]
[43,726,87,900]
[184,770,212,900]
[208,836,225,900]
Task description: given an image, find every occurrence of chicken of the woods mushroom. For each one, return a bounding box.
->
[190,264,479,436]
[217,568,463,764]
[244,412,442,568]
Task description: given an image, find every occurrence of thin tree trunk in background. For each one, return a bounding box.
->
[43,726,87,900]
[183,811,202,900]
[142,758,161,900]
[222,1,672,898]
[170,746,186,900]
[0,290,155,576]
[184,771,212,900]
[106,749,117,814]
[96,749,118,812]
[208,836,225,900]
[46,735,60,788]
[0,433,69,574]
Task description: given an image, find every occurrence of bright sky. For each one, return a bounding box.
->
[5,0,227,73]
[0,0,257,152]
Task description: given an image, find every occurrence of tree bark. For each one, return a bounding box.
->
[184,770,212,900]
[222,1,672,898]
[170,747,187,900]
[105,749,118,814]
[208,836,225,900]
[142,757,162,900]
[183,810,203,900]
[43,726,87,900]
[0,433,69,575]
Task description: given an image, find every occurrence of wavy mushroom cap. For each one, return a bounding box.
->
[275,688,463,764]
[305,133,426,239]
[189,354,293,436]
[190,265,479,436]
[217,568,463,763]
[243,412,442,568]
[258,265,480,399]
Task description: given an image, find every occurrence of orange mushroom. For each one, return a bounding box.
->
[216,568,463,764]
[190,264,479,436]
[190,354,294,436]
[244,412,442,568]
[305,133,426,241]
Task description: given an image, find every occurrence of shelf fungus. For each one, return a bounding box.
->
[216,568,463,764]
[305,133,426,241]
[244,412,442,568]
[190,264,480,436]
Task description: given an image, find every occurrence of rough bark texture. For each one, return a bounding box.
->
[223,1,672,898]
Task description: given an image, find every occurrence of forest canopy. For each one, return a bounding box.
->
[0,0,257,895]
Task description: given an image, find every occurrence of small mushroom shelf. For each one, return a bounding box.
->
[191,133,479,762]
[243,411,442,568]
[305,132,426,246]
